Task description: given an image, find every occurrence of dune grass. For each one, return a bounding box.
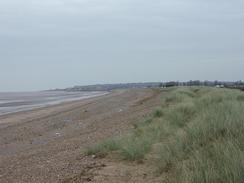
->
[85,87,244,182]
[86,138,120,157]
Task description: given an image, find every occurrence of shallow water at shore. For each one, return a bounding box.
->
[0,91,108,116]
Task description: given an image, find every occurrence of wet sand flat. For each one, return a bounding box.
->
[0,91,107,116]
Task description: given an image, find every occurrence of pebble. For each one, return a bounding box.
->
[91,155,96,159]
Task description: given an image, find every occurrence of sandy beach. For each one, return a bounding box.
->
[0,89,162,183]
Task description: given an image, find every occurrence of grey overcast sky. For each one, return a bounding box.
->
[0,0,244,91]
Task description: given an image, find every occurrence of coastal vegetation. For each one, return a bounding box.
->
[85,87,244,183]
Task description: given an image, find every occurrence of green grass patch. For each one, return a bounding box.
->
[120,135,153,161]
[153,108,163,118]
[237,94,244,102]
[165,102,196,127]
[85,138,120,156]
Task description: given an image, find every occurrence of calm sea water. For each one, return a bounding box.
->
[0,91,108,116]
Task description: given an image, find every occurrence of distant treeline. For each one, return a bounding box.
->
[54,81,244,92]
[163,80,244,91]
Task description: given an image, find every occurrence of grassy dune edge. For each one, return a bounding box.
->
[85,87,244,183]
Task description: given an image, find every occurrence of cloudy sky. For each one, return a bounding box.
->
[0,0,244,91]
